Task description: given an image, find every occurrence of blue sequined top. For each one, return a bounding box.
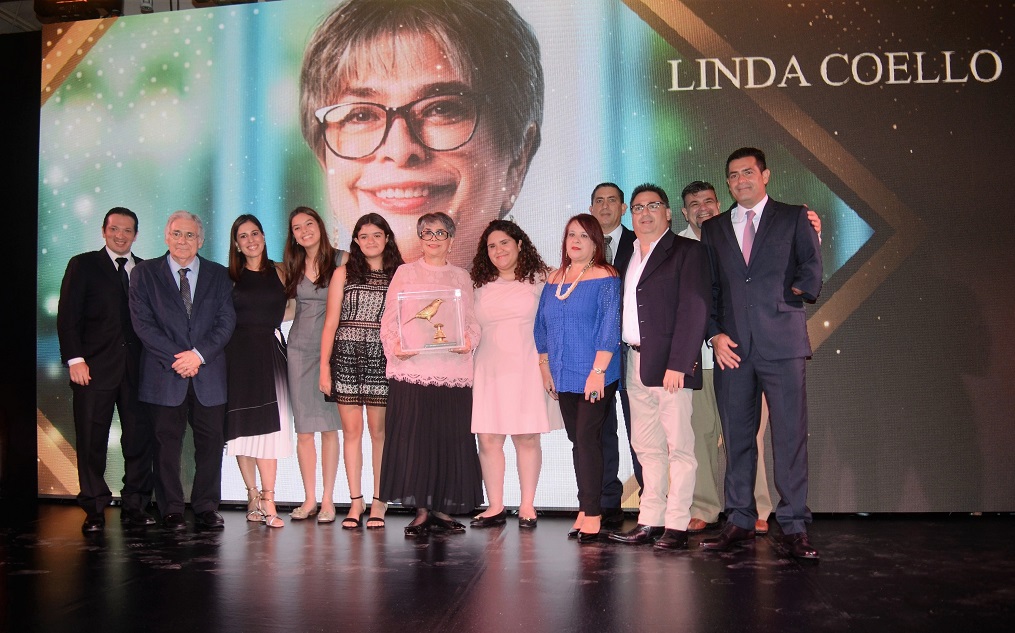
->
[533,276,621,394]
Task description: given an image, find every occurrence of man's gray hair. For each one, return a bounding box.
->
[164,210,205,240]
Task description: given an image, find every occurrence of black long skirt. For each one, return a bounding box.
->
[378,380,483,514]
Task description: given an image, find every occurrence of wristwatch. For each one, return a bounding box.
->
[592,367,605,375]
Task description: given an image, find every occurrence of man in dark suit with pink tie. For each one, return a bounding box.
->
[129,211,235,531]
[700,148,823,559]
[58,207,155,533]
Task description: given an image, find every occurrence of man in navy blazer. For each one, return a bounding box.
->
[57,207,154,532]
[608,183,711,550]
[129,211,235,531]
[700,148,823,559]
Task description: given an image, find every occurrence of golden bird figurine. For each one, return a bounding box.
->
[404,298,443,325]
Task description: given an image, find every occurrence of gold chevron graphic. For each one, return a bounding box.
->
[41,18,117,107]
[626,0,926,351]
[37,409,79,496]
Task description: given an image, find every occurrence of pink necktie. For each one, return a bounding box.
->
[742,209,756,264]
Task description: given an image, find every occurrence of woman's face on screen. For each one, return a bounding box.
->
[320,35,518,267]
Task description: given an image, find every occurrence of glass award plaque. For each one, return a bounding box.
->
[396,288,465,353]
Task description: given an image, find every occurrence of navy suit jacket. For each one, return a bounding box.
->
[57,249,143,391]
[700,198,822,361]
[129,252,236,407]
[617,230,711,389]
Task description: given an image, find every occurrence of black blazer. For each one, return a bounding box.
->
[613,225,635,269]
[57,249,143,391]
[700,198,823,361]
[617,231,711,389]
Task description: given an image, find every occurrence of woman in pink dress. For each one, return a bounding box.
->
[469,220,559,528]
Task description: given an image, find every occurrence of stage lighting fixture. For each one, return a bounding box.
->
[34,0,124,23]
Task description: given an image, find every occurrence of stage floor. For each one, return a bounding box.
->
[3,503,1013,632]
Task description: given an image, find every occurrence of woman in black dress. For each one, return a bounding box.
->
[319,213,403,529]
[224,214,293,528]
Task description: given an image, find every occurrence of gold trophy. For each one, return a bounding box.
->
[403,298,446,344]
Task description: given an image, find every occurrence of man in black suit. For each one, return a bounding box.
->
[129,211,235,531]
[589,182,640,528]
[608,184,710,550]
[57,207,155,532]
[700,148,823,559]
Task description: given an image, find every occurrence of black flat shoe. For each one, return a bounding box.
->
[404,522,429,537]
[518,516,538,529]
[470,510,507,528]
[427,513,466,533]
[577,530,603,544]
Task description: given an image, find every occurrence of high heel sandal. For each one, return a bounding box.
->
[341,495,365,530]
[245,487,264,523]
[366,497,387,530]
[258,490,284,529]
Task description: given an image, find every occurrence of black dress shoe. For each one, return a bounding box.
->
[601,507,625,530]
[163,513,187,531]
[121,508,156,527]
[566,528,579,539]
[654,529,689,550]
[518,516,538,529]
[470,510,507,528]
[781,532,820,560]
[81,516,105,533]
[195,511,225,529]
[700,522,755,551]
[609,524,664,545]
[577,530,603,544]
[427,513,466,533]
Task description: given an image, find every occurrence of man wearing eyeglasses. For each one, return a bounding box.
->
[608,184,710,550]
[699,148,823,560]
[299,0,543,268]
[129,211,236,532]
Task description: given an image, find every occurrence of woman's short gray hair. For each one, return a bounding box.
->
[416,212,456,237]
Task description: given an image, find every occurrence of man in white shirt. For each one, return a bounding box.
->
[608,184,710,550]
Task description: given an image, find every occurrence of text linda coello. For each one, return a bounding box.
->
[668,50,1002,90]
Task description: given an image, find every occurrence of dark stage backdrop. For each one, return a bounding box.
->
[32,0,1014,511]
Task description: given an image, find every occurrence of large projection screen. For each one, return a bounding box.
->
[35,0,1015,512]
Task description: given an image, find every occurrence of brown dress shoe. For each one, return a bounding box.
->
[781,532,820,560]
[754,518,769,534]
[687,518,718,533]
[700,522,755,551]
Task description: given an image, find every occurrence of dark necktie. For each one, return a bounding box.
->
[742,209,756,264]
[604,235,614,264]
[116,257,129,295]
[179,268,193,318]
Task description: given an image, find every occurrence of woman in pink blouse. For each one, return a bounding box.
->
[378,212,483,537]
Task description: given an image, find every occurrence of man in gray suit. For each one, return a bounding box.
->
[700,148,823,559]
[129,211,235,531]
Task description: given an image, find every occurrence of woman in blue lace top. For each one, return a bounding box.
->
[534,214,621,543]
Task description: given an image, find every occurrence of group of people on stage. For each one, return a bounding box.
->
[57,0,823,561]
[58,144,824,563]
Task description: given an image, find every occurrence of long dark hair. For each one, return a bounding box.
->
[228,214,273,282]
[282,206,338,298]
[346,213,404,285]
[557,214,617,277]
[470,219,547,288]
